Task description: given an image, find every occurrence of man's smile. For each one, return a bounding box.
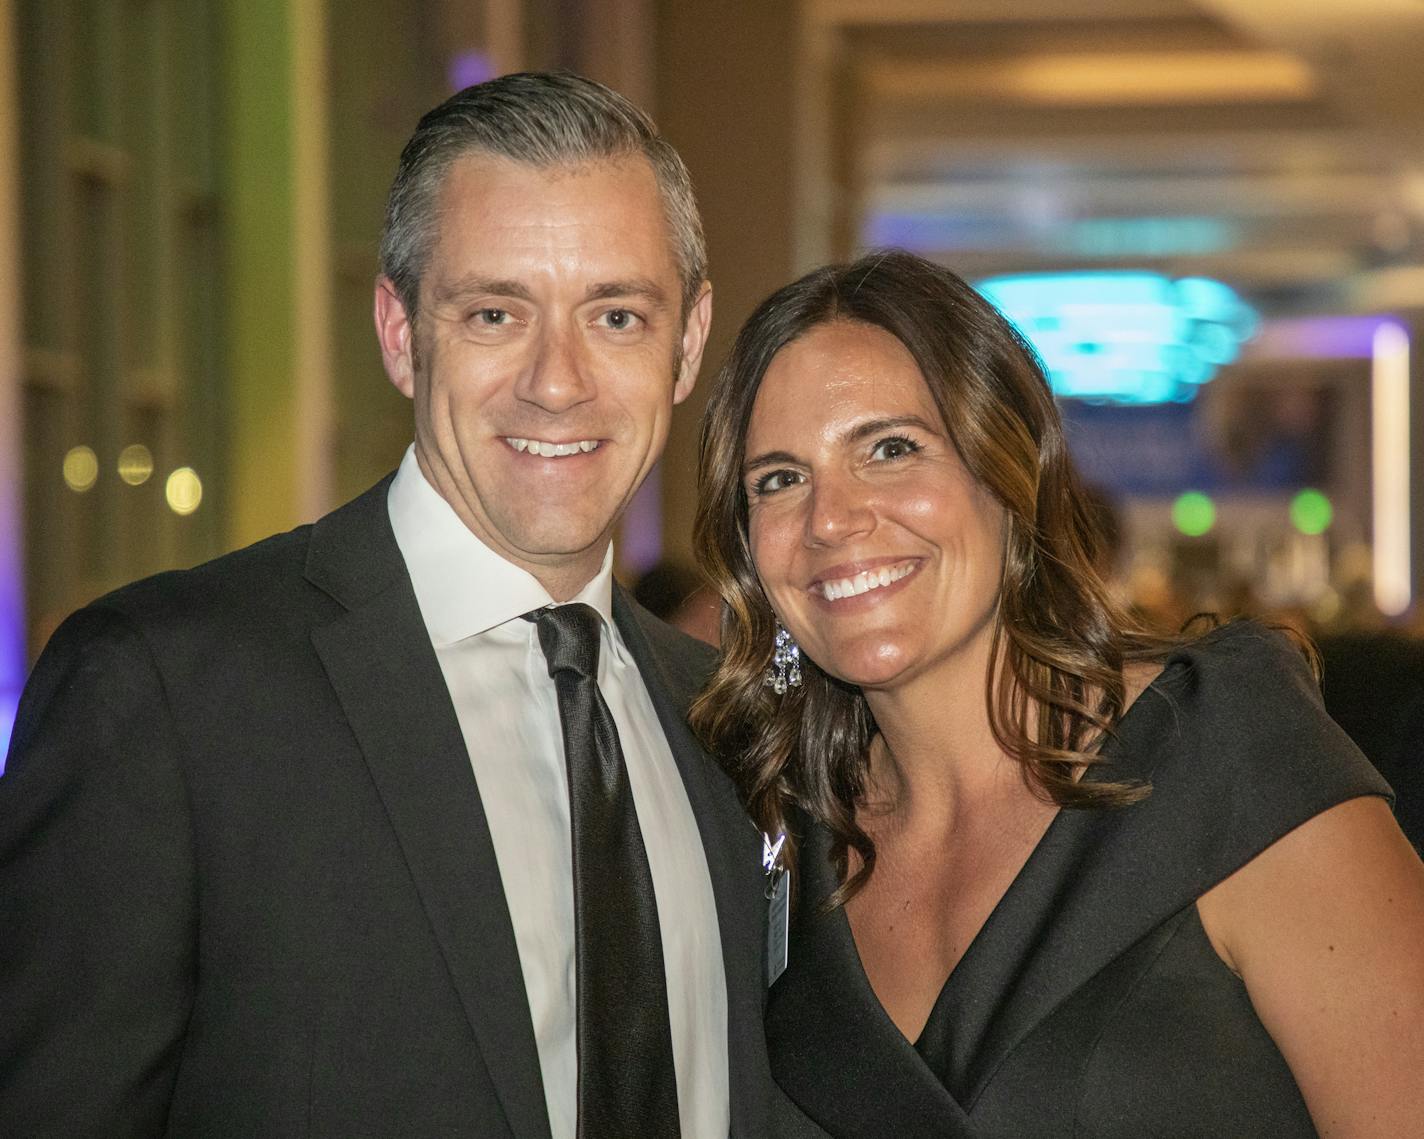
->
[503,436,602,457]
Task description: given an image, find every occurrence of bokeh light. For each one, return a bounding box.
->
[1172,491,1216,537]
[165,468,203,515]
[976,272,1258,404]
[1290,488,1333,535]
[118,443,154,486]
[62,445,99,492]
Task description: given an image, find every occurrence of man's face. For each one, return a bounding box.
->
[375,154,711,598]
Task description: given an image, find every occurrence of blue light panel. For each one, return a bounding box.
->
[976,271,1258,405]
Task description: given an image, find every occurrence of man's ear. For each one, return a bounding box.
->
[374,277,416,398]
[673,282,713,406]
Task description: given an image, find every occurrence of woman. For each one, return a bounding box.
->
[691,250,1424,1137]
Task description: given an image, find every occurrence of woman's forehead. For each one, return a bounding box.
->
[749,322,939,439]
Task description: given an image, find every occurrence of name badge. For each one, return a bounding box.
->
[763,832,789,986]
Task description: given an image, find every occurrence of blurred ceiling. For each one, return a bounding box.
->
[808,0,1424,316]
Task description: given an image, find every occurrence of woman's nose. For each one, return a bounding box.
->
[806,471,874,546]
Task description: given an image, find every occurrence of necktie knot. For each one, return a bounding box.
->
[532,602,602,681]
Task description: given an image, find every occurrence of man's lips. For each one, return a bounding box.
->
[503,436,602,457]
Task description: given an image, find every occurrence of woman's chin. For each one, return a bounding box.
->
[813,642,917,692]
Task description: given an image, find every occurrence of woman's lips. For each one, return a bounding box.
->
[812,559,919,602]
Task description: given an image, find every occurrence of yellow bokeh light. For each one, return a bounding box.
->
[118,443,154,486]
[165,467,203,515]
[63,445,99,492]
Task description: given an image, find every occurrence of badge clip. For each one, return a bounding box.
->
[762,831,790,985]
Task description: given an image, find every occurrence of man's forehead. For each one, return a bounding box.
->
[437,150,660,207]
[421,153,680,297]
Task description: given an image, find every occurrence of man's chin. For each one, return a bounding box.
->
[496,518,617,569]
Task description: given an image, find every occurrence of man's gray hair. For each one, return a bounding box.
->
[379,71,707,321]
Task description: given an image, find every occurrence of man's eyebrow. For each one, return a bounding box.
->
[428,275,673,309]
[585,278,672,307]
[741,416,940,474]
[430,275,536,306]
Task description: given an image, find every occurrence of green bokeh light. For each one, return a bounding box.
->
[1172,491,1216,537]
[1290,488,1333,535]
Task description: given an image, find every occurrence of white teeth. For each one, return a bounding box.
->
[505,437,600,457]
[819,562,915,601]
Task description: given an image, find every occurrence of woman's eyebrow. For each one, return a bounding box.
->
[742,449,800,474]
[844,414,938,443]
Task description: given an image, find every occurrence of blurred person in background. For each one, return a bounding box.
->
[0,71,792,1138]
[692,250,1424,1138]
[1317,628,1424,852]
[633,559,722,646]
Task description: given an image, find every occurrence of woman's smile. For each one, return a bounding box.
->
[810,559,921,604]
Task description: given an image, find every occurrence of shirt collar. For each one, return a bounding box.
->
[386,445,617,647]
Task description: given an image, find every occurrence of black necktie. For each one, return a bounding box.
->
[531,603,681,1138]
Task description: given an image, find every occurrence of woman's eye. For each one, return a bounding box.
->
[870,435,920,462]
[750,469,801,496]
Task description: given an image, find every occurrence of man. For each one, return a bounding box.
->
[0,72,779,1138]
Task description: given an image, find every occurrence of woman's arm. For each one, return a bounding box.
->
[1198,795,1424,1138]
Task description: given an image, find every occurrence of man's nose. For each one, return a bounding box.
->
[806,471,874,546]
[515,321,596,413]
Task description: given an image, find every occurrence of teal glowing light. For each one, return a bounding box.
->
[1066,217,1237,258]
[1173,492,1216,537]
[1290,488,1333,535]
[976,272,1258,405]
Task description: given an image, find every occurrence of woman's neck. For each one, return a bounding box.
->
[861,649,1021,830]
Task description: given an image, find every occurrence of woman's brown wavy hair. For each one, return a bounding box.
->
[690,250,1172,905]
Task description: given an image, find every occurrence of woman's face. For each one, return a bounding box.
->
[743,320,1006,693]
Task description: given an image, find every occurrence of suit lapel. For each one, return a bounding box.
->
[306,481,552,1139]
[612,589,769,1139]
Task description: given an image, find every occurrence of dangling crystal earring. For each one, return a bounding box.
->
[764,622,803,694]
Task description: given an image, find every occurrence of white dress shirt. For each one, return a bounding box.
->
[387,447,730,1139]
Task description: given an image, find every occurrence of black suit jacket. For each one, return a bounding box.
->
[0,478,778,1137]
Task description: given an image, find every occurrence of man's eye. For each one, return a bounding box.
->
[474,308,508,325]
[598,309,640,331]
[870,435,920,462]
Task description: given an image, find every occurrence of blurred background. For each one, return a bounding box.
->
[3,0,1424,793]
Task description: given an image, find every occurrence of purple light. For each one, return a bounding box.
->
[620,464,662,574]
[448,51,497,92]
[1247,315,1391,360]
[0,692,15,762]
[862,211,1001,253]
[0,508,22,771]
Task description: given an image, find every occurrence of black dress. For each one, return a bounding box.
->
[765,623,1392,1138]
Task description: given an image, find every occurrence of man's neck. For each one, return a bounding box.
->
[534,554,607,604]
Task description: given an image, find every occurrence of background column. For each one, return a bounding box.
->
[223,0,334,548]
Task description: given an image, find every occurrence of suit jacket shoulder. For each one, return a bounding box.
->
[614,588,717,702]
[1,477,549,1138]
